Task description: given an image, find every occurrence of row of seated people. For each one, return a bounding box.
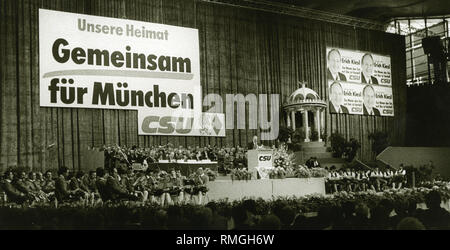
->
[326,167,407,193]
[104,145,248,167]
[0,166,210,207]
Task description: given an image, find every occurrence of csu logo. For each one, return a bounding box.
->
[259,155,271,161]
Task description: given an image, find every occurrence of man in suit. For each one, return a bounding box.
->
[1,170,30,204]
[106,166,137,201]
[329,82,349,114]
[362,85,381,116]
[361,53,379,84]
[327,49,347,81]
[55,166,87,202]
[247,135,262,150]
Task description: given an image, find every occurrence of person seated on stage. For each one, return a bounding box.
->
[191,168,209,205]
[41,170,56,196]
[305,157,314,169]
[55,167,88,204]
[81,170,101,206]
[13,171,32,196]
[25,171,49,203]
[95,167,109,202]
[106,167,137,202]
[233,153,246,170]
[157,171,173,206]
[1,170,31,204]
[368,168,385,192]
[341,169,353,192]
[168,152,177,163]
[356,170,369,192]
[313,157,320,168]
[383,169,395,189]
[167,169,182,205]
[146,170,161,204]
[327,170,340,193]
[393,166,406,189]
[125,168,148,203]
[35,172,45,188]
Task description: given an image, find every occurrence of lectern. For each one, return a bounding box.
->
[247,149,273,179]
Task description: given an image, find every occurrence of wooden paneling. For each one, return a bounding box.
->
[0,0,407,171]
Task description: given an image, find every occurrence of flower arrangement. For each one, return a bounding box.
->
[230,168,252,181]
[294,165,311,178]
[272,145,294,170]
[291,165,328,178]
[268,167,287,179]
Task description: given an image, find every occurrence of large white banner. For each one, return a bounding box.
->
[39,9,224,136]
[326,47,394,116]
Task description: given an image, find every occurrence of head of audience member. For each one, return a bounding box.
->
[76,171,85,180]
[96,167,106,178]
[58,166,69,179]
[257,214,281,230]
[355,202,370,219]
[45,170,53,180]
[89,170,96,180]
[425,190,442,210]
[28,172,37,181]
[4,170,14,181]
[396,217,425,230]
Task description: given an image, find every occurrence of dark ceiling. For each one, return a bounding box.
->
[265,0,450,22]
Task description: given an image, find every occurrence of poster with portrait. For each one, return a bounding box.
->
[326,47,394,116]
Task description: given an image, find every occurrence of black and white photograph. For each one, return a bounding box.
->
[1,0,450,242]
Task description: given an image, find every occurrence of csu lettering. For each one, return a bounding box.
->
[259,156,271,161]
[141,115,193,134]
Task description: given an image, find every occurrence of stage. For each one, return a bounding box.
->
[206,177,326,201]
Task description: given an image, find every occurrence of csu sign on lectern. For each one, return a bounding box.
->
[247,149,273,179]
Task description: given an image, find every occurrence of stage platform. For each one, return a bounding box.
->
[206,177,325,201]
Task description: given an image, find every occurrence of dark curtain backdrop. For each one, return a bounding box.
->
[0,0,406,171]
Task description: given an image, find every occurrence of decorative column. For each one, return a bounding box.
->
[316,109,322,142]
[291,111,296,130]
[303,110,310,142]
[287,112,291,127]
[321,108,325,133]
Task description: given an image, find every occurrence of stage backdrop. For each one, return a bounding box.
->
[0,0,406,171]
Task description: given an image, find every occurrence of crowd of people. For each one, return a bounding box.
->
[104,144,249,175]
[0,165,212,207]
[229,192,450,230]
[326,167,407,193]
[1,191,449,230]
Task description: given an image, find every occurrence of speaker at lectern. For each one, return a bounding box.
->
[247,149,273,179]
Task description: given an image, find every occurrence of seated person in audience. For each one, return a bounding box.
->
[41,170,56,195]
[26,171,49,202]
[417,190,450,230]
[35,172,45,188]
[14,171,32,197]
[191,168,209,205]
[131,170,149,204]
[55,167,88,203]
[1,170,30,204]
[81,170,101,206]
[396,217,425,230]
[95,167,109,202]
[106,167,137,202]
